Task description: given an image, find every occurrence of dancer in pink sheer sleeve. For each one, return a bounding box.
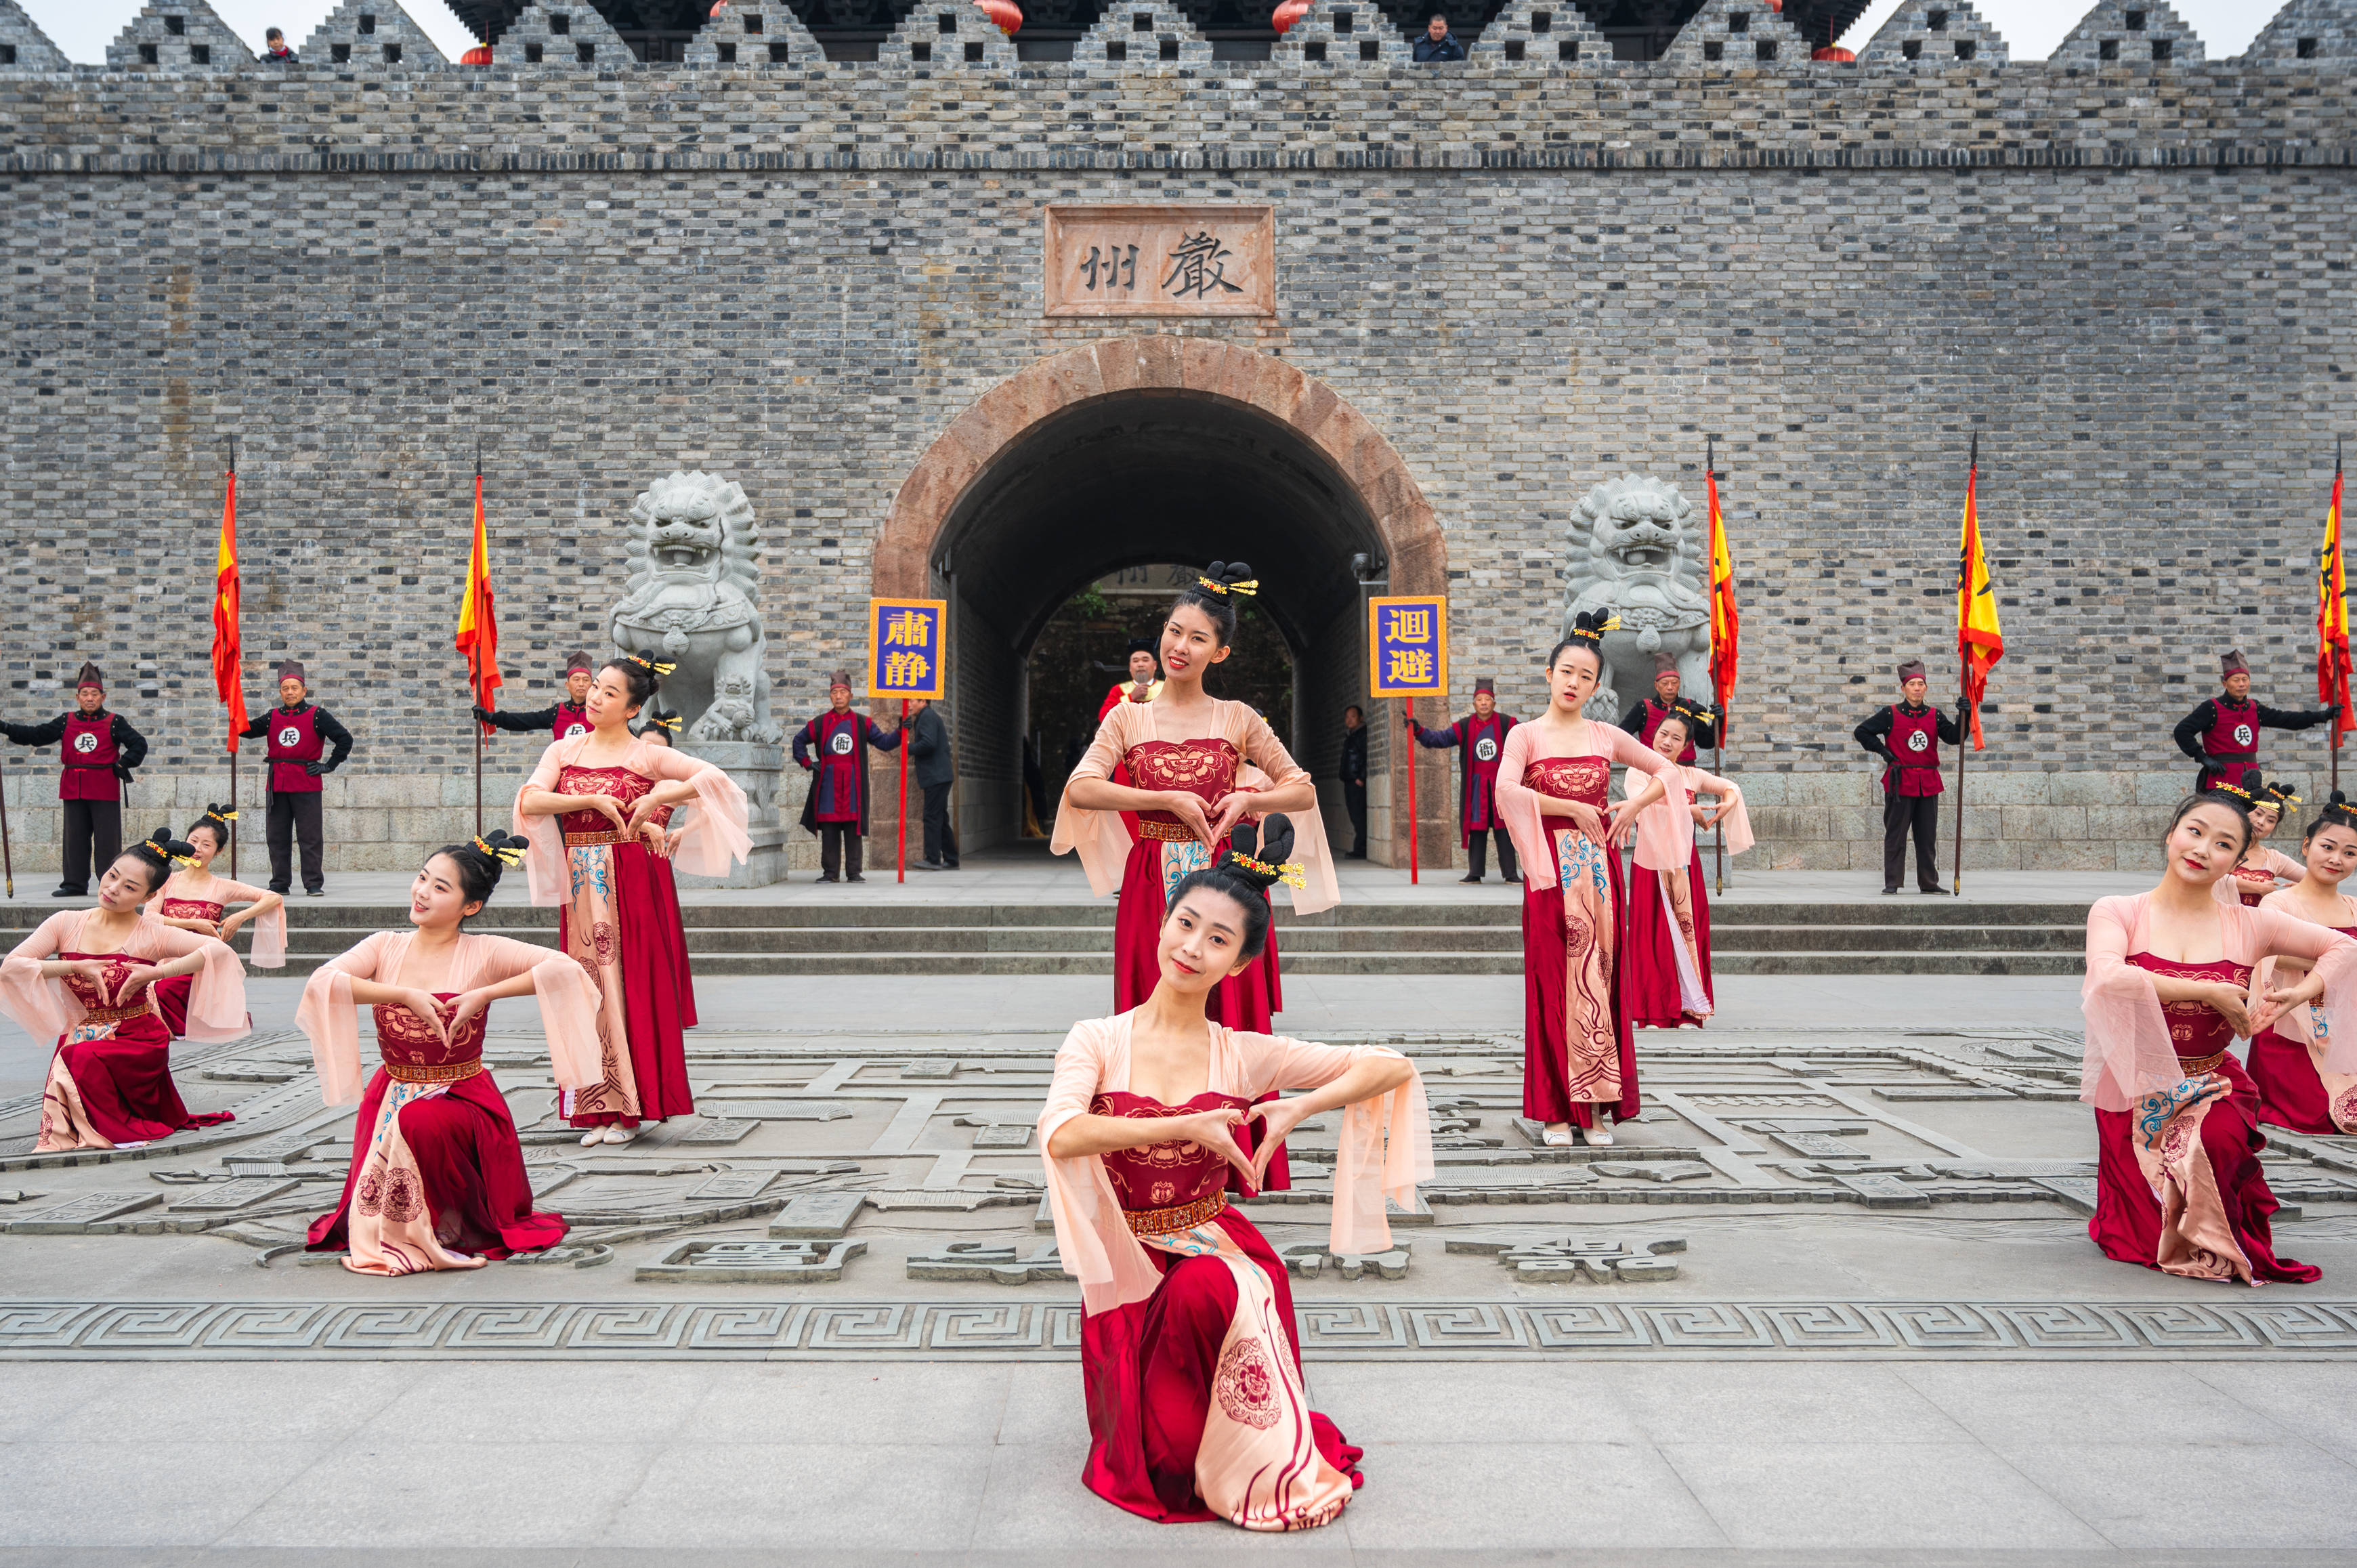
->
[2249,792,2357,1134]
[1038,813,1431,1532]
[2080,792,2356,1286]
[0,830,247,1152]
[299,832,601,1276]
[515,653,750,1147]
[1494,612,1684,1147]
[144,803,284,1036]
[2207,780,2305,908]
[1620,703,1750,1029]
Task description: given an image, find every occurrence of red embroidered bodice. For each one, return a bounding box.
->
[56,952,150,1014]
[2231,862,2282,907]
[1092,1089,1254,1212]
[370,992,488,1068]
[555,764,656,836]
[159,897,226,922]
[2127,952,2251,1061]
[1524,756,1610,839]
[1125,739,1241,834]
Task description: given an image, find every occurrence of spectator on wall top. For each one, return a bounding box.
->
[1413,14,1466,61]
[262,27,297,62]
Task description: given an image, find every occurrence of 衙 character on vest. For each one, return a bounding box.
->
[238,659,354,897]
[2172,648,2335,795]
[1619,651,1722,765]
[1409,677,1523,884]
[1,661,147,897]
[791,670,904,884]
[474,650,595,740]
[1853,658,1967,895]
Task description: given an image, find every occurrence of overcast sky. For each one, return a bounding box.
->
[19,0,2282,72]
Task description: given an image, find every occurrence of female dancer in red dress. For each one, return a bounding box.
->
[515,655,749,1147]
[2081,792,2354,1285]
[2212,779,2303,907]
[1038,815,1430,1531]
[2248,792,2357,1133]
[144,803,284,1035]
[299,832,602,1275]
[1620,703,1750,1030]
[0,831,247,1151]
[633,704,698,1028]
[1494,613,1684,1147]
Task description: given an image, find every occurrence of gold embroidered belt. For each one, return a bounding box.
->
[564,829,633,848]
[383,1058,484,1084]
[1124,1191,1227,1235]
[2177,1050,2228,1076]
[78,1004,146,1025]
[1138,820,1198,843]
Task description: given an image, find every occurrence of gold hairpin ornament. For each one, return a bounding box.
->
[1196,576,1260,597]
[212,809,238,822]
[652,714,682,732]
[169,853,201,870]
[1231,852,1307,890]
[473,834,528,867]
[627,654,678,675]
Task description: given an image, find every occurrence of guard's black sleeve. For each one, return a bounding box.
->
[864,717,904,753]
[111,715,148,771]
[792,719,817,768]
[239,713,271,741]
[2257,702,2337,733]
[2173,701,2216,763]
[1688,704,1722,751]
[1409,719,1461,750]
[480,704,558,734]
[1936,706,1963,746]
[312,708,355,772]
[1,713,67,746]
[1853,706,1896,765]
[1617,700,1649,736]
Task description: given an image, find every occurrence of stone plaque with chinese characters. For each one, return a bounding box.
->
[1044,205,1275,318]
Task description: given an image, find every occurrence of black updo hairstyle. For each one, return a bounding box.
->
[1548,609,1616,673]
[431,829,528,915]
[2169,791,2255,859]
[601,648,666,712]
[1653,702,1705,743]
[1167,561,1255,648]
[119,829,197,895]
[184,803,235,852]
[638,702,681,747]
[1166,813,1297,965]
[2304,790,2357,845]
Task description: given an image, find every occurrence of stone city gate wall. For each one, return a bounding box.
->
[3,51,2355,875]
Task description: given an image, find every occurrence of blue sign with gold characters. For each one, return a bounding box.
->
[867,597,948,701]
[1367,596,1448,698]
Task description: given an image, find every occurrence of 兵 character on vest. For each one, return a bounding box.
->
[2171,648,2334,794]
[791,670,904,884]
[1620,651,1722,765]
[238,659,354,897]
[473,650,595,740]
[1,662,147,897]
[1853,658,1966,895]
[1408,677,1522,884]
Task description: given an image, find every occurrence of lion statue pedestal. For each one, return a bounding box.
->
[671,740,790,889]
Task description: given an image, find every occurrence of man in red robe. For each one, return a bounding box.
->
[792,671,903,883]
[239,659,354,896]
[1854,658,1966,895]
[1408,677,1521,884]
[1620,652,1722,764]
[2172,648,2334,794]
[1097,637,1163,722]
[474,650,596,740]
[3,662,147,897]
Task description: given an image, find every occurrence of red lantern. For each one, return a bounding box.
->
[1762,0,1782,9]
[1811,45,1854,60]
[1271,0,1309,33]
[461,43,492,63]
[976,0,1022,33]
[708,0,727,15]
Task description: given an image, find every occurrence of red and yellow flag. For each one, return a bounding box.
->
[211,458,249,752]
[2318,446,2352,739]
[456,465,503,732]
[1956,446,2004,751]
[1705,459,1740,740]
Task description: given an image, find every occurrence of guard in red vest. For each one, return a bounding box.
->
[238,659,354,896]
[2,661,147,897]
[1854,658,1967,895]
[1619,652,1722,764]
[474,649,596,740]
[1408,677,1521,884]
[2172,648,2334,794]
[792,670,903,883]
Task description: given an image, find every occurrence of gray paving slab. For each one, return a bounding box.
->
[1336,1439,1730,1550]
[1656,1440,2114,1550]
[1993,1440,2357,1549]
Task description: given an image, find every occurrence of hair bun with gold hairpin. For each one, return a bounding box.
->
[1565,608,1621,645]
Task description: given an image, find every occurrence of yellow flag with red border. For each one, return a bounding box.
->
[211,459,248,752]
[1956,448,2003,751]
[456,466,503,732]
[1705,460,1739,740]
[2319,446,2352,738]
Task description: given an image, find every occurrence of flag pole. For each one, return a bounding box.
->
[1953,433,1977,899]
[1403,696,1420,885]
[2337,436,2348,802]
[0,753,13,899]
[1709,439,1726,897]
[472,445,484,837]
[897,698,911,883]
[226,437,239,881]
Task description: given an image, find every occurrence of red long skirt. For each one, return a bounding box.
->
[307,1067,568,1259]
[50,1015,234,1144]
[1079,1208,1361,1523]
[1521,829,1642,1127]
[2247,1026,2347,1135]
[1623,843,1712,1030]
[2088,1054,2317,1284]
[1111,839,1290,1188]
[564,837,697,1128]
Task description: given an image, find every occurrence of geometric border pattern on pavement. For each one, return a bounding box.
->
[5,1298,2355,1359]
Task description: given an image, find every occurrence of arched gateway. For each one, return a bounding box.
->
[874,335,1452,868]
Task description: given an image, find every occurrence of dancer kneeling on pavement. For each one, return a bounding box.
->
[1,830,247,1152]
[2081,791,2352,1286]
[299,832,600,1276]
[144,803,285,1036]
[1038,813,1431,1531]
[2247,791,2357,1134]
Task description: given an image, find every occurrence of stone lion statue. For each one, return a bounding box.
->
[1558,475,1715,721]
[610,471,784,745]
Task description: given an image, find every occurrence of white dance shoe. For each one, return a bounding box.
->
[1541,1124,1573,1147]
[1583,1124,1615,1147]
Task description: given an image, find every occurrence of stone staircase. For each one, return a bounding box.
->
[0,897,2089,977]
